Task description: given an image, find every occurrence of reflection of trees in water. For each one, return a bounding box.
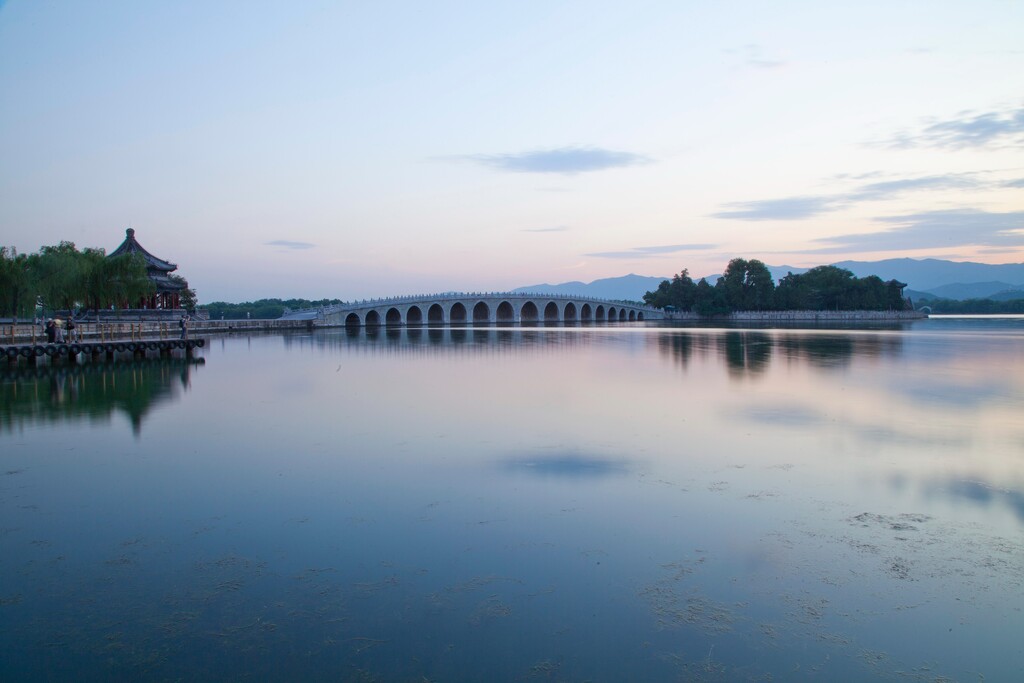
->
[282,327,907,372]
[723,332,773,377]
[0,358,203,436]
[776,334,903,369]
[656,330,905,376]
[280,326,626,358]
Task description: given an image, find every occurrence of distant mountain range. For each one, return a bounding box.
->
[512,258,1024,302]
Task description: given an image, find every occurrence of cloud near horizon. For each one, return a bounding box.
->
[731,43,787,69]
[712,196,835,221]
[886,105,1024,149]
[587,243,718,259]
[462,146,650,174]
[265,240,316,250]
[713,173,988,222]
[521,226,569,233]
[805,209,1024,254]
[849,174,978,200]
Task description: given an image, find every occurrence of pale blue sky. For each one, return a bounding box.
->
[1,1,1021,301]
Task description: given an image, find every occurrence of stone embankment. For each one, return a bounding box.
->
[663,310,927,322]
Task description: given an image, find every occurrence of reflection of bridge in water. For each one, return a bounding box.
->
[310,293,662,327]
[279,326,905,373]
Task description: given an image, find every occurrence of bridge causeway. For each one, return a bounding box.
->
[288,292,663,326]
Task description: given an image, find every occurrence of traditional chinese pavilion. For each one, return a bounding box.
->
[109,228,187,309]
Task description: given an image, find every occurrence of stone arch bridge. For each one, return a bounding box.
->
[302,293,663,326]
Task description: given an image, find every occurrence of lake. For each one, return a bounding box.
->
[2,318,1022,681]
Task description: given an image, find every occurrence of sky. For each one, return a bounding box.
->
[1,1,1022,302]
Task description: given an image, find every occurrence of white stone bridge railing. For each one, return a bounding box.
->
[284,292,664,326]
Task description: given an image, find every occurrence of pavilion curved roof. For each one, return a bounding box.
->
[109,228,178,273]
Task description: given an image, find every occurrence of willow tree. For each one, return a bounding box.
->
[28,242,152,315]
[96,251,153,311]
[0,246,34,320]
[30,241,84,315]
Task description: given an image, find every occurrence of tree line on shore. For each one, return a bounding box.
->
[0,242,193,320]
[643,258,910,314]
[920,297,1024,314]
[202,299,343,320]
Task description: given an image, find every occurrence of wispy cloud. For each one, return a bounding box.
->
[886,105,1024,149]
[461,146,650,174]
[714,173,987,222]
[521,226,569,233]
[848,174,977,200]
[1004,178,1024,188]
[712,196,835,221]
[265,240,316,250]
[587,243,717,259]
[728,44,787,69]
[806,209,1024,253]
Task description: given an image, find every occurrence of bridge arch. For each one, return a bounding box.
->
[543,301,559,322]
[473,301,490,324]
[496,301,514,323]
[314,293,661,327]
[450,302,467,324]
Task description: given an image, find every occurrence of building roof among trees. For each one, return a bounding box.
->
[109,228,186,292]
[109,228,178,273]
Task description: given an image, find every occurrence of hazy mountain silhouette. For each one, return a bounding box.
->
[832,258,1024,292]
[513,258,1024,302]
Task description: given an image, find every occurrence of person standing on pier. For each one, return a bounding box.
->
[179,313,189,340]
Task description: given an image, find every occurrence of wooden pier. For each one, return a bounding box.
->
[1,338,206,365]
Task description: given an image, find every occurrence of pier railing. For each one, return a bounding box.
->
[0,319,314,345]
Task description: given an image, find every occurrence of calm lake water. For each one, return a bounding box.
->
[2,319,1023,682]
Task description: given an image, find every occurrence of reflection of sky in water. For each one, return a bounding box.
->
[500,452,631,478]
[2,321,1023,681]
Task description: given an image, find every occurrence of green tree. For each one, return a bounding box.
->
[168,274,197,312]
[643,269,697,311]
[31,241,84,314]
[717,258,775,310]
[98,252,153,311]
[693,277,729,316]
[0,246,34,320]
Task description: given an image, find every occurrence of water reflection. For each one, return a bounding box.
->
[655,328,905,375]
[500,452,631,478]
[918,475,1024,523]
[3,321,1023,681]
[0,357,203,436]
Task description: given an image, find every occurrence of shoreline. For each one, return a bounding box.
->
[663,310,927,322]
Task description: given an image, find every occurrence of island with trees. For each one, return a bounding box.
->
[643,258,914,317]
